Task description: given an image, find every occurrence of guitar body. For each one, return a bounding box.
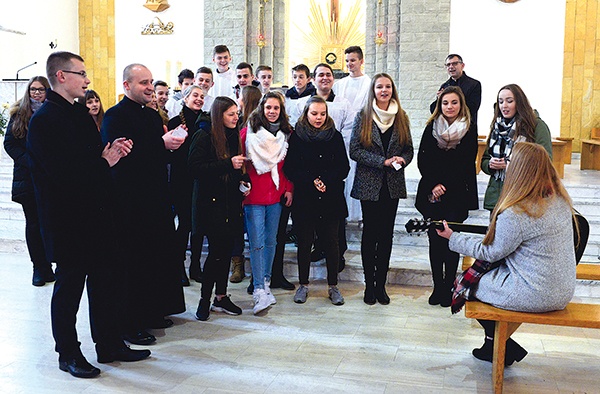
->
[405,211,590,263]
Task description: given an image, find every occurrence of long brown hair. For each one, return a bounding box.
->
[427,86,471,126]
[489,84,537,142]
[210,96,240,160]
[358,73,410,148]
[248,91,292,134]
[239,85,262,127]
[9,76,50,138]
[484,142,575,245]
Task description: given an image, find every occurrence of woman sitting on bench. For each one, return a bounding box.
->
[437,142,577,366]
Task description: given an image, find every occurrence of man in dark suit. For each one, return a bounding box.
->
[27,51,150,379]
[430,54,482,126]
[101,64,186,346]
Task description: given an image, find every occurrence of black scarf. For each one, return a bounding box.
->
[488,117,517,181]
[295,122,336,143]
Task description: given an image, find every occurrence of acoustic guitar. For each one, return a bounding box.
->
[404,212,590,263]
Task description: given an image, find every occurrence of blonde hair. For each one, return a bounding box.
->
[358,73,410,148]
[484,142,574,245]
[427,86,471,126]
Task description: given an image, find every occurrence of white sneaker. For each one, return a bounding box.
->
[264,280,277,305]
[252,289,271,315]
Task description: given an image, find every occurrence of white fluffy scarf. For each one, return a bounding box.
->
[245,126,288,189]
[432,115,469,150]
[372,99,398,133]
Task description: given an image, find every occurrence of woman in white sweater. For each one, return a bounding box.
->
[438,142,577,366]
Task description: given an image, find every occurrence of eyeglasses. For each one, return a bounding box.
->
[29,87,46,93]
[445,61,463,68]
[61,70,88,78]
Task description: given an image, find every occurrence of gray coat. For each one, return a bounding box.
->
[449,197,576,312]
[349,113,414,201]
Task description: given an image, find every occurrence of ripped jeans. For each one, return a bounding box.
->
[244,203,282,290]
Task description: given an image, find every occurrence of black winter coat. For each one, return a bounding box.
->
[188,126,244,235]
[415,121,479,222]
[4,116,34,203]
[283,127,349,219]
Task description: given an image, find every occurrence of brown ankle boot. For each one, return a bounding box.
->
[229,256,245,283]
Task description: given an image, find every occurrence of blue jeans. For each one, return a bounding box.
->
[244,203,282,289]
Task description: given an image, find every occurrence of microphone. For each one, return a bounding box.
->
[16,62,37,80]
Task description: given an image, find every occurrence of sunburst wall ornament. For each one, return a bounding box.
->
[144,0,170,12]
[295,0,365,71]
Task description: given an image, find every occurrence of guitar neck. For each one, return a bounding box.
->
[434,221,488,235]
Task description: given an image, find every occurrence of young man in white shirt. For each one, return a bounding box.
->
[165,68,194,118]
[209,45,236,99]
[195,66,215,112]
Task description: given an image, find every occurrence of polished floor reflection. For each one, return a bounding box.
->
[0,252,599,393]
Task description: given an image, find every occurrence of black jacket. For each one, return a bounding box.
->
[26,89,115,261]
[284,127,349,219]
[188,126,244,234]
[430,72,482,125]
[415,121,479,222]
[4,116,34,203]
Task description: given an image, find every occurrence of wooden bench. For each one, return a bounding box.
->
[465,301,600,393]
[556,136,573,164]
[581,139,600,171]
[461,256,600,281]
[476,138,487,174]
[551,139,567,178]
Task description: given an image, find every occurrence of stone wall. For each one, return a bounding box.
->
[366,0,451,142]
[204,0,286,85]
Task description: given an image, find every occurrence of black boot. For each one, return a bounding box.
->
[375,269,390,305]
[195,298,211,321]
[271,251,295,290]
[363,280,376,305]
[505,338,528,365]
[472,338,493,362]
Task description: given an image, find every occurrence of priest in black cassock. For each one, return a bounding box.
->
[101,63,186,345]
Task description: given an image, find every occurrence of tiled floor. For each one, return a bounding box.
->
[1,252,599,393]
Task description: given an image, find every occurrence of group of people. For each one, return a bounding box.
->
[3,45,578,378]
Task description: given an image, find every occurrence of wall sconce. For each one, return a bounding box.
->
[257,0,268,48]
[375,0,386,46]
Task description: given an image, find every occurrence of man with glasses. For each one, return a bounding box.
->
[430,54,482,126]
[27,51,150,379]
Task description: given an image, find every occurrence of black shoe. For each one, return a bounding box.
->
[59,356,101,378]
[375,285,390,305]
[310,249,326,262]
[211,295,242,315]
[439,290,452,308]
[338,256,346,273]
[42,268,56,283]
[270,277,295,290]
[196,298,211,321]
[428,288,442,306]
[32,269,45,287]
[147,318,174,329]
[247,280,254,295]
[285,231,297,245]
[123,330,156,346]
[363,286,376,305]
[96,344,151,363]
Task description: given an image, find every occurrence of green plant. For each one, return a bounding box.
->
[0,103,9,136]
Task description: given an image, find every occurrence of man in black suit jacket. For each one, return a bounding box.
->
[430,54,482,126]
[27,51,149,379]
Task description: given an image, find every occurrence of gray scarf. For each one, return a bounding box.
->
[294,122,336,143]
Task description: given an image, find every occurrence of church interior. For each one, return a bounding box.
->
[1,0,599,392]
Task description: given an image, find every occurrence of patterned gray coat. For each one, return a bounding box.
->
[349,113,414,201]
[449,197,576,312]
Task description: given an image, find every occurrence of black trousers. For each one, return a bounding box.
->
[313,218,347,257]
[51,256,122,359]
[201,227,235,300]
[360,191,399,287]
[173,190,193,265]
[427,227,460,290]
[272,204,291,282]
[19,196,51,270]
[295,214,340,286]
